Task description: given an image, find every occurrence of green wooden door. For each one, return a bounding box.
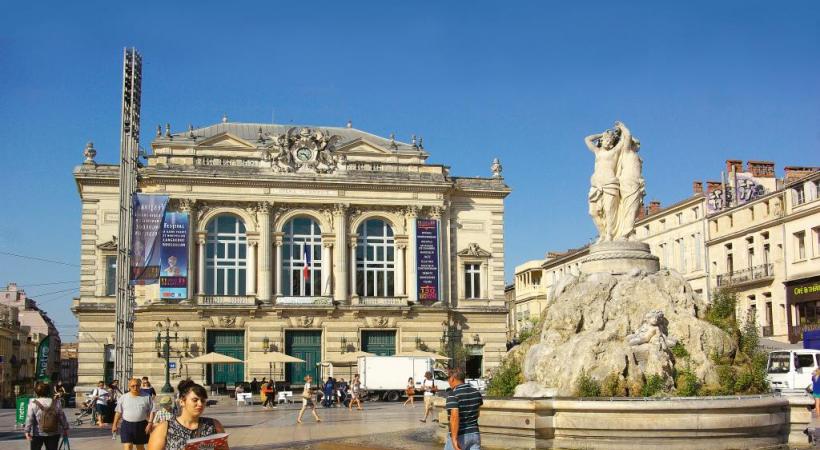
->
[206,331,245,385]
[361,330,396,356]
[285,331,321,385]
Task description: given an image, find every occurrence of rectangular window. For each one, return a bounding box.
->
[747,247,754,269]
[693,233,702,270]
[464,264,481,299]
[795,231,807,260]
[105,255,117,296]
[676,238,686,272]
[813,227,820,259]
[692,207,700,220]
[676,212,683,225]
[794,185,805,206]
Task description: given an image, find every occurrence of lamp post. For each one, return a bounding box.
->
[155,318,179,393]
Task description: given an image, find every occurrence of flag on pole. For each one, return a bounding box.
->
[302,246,311,281]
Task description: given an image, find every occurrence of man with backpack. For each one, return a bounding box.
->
[24,381,70,450]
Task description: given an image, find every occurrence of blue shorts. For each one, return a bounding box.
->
[120,420,148,444]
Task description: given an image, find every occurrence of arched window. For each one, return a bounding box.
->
[356,219,395,297]
[282,217,323,296]
[205,215,247,296]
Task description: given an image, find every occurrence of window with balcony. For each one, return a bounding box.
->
[464,264,481,299]
[282,217,323,296]
[795,231,806,261]
[205,215,247,296]
[356,219,395,297]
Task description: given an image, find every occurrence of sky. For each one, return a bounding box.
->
[1,1,818,342]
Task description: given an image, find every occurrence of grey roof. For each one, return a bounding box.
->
[156,122,424,154]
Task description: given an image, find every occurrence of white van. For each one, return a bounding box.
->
[766,349,820,393]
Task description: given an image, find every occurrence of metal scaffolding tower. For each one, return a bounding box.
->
[114,48,142,382]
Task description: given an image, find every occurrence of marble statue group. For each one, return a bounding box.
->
[585,122,645,242]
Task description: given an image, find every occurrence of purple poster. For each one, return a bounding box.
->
[130,194,169,284]
[160,212,189,299]
[416,219,440,303]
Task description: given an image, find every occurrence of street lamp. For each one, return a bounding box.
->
[155,318,179,393]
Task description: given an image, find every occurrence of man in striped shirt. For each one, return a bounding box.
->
[444,367,483,450]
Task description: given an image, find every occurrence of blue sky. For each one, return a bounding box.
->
[1,1,818,341]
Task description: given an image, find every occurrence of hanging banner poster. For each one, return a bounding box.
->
[160,211,189,299]
[131,194,169,284]
[416,219,440,303]
[35,337,50,381]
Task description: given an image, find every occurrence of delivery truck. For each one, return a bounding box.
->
[357,356,449,401]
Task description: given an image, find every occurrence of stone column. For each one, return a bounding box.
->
[396,243,406,296]
[333,204,348,304]
[180,199,197,302]
[405,206,419,303]
[321,241,333,296]
[349,236,358,299]
[247,241,257,296]
[197,233,206,295]
[256,202,273,304]
[274,233,284,297]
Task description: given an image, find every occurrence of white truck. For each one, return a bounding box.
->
[358,356,449,401]
[766,349,820,394]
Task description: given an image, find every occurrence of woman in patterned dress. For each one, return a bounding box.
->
[147,380,226,450]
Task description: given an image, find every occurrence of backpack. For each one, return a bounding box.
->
[34,399,59,434]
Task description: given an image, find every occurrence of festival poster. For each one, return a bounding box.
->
[160,211,189,299]
[416,219,440,303]
[130,194,169,284]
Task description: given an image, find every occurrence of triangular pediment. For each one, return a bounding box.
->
[335,138,394,155]
[196,132,257,149]
[457,243,491,258]
[97,238,118,251]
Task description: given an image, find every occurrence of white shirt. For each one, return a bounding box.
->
[422,379,435,397]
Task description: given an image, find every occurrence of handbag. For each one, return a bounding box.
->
[59,436,71,450]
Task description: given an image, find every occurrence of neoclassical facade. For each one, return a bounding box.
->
[73,121,510,389]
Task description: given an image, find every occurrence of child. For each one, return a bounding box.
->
[297,375,322,424]
[153,395,174,424]
[403,377,415,407]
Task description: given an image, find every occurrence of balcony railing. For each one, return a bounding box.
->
[789,322,820,343]
[761,325,773,337]
[276,296,332,306]
[354,297,408,306]
[715,263,774,287]
[197,295,257,306]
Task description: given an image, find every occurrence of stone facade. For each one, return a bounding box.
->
[72,122,510,390]
[511,161,820,344]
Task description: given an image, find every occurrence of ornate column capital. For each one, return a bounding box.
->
[404,205,420,218]
[196,232,207,245]
[428,205,444,219]
[332,203,349,217]
[348,236,358,248]
[255,201,273,214]
[322,240,334,249]
[273,232,284,247]
[178,198,198,213]
[396,242,408,250]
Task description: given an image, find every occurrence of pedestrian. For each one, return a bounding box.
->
[139,377,156,399]
[53,381,67,408]
[251,377,259,395]
[262,381,276,409]
[812,368,820,414]
[336,378,348,407]
[296,375,321,424]
[91,380,111,427]
[420,371,438,423]
[259,377,268,405]
[147,379,227,450]
[444,367,483,450]
[24,381,70,450]
[404,377,416,407]
[112,378,154,450]
[322,377,335,408]
[152,396,174,425]
[348,374,363,411]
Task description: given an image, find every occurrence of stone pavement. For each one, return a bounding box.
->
[0,400,441,450]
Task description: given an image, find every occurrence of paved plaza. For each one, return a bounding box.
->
[0,400,440,450]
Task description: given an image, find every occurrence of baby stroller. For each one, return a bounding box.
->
[74,398,94,426]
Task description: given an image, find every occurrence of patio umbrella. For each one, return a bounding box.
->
[394,350,450,361]
[251,352,304,380]
[328,351,374,364]
[183,352,244,385]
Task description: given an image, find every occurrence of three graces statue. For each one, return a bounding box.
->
[585,121,645,242]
